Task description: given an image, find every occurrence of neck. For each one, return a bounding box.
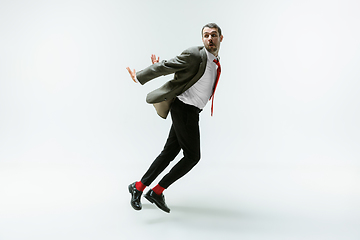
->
[209,49,218,57]
[211,49,219,57]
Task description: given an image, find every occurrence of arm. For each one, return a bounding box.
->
[136,49,193,85]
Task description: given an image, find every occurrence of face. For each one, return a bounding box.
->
[202,27,223,56]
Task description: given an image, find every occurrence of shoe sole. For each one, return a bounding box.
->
[144,194,170,213]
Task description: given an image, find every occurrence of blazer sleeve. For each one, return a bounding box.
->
[136,49,193,85]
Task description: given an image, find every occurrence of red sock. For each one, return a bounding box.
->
[135,181,146,192]
[152,184,165,195]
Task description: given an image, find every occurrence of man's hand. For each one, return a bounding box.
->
[126,67,137,83]
[151,54,160,64]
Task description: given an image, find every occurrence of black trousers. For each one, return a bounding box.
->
[140,98,202,189]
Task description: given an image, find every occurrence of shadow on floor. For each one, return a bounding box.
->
[142,202,252,230]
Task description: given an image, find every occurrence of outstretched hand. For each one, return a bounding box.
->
[126,67,137,83]
[126,54,159,83]
[151,54,160,64]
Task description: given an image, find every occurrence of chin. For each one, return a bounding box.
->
[205,46,217,54]
[209,48,217,53]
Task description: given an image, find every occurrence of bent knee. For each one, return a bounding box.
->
[188,153,201,165]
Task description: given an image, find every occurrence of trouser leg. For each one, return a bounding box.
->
[140,124,181,186]
[140,98,201,189]
[158,98,201,189]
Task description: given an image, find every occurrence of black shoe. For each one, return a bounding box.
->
[144,189,170,213]
[128,182,142,210]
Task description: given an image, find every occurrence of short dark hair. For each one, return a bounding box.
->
[202,23,222,36]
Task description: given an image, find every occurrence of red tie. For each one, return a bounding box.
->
[210,58,221,116]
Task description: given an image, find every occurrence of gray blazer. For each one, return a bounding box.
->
[137,46,207,118]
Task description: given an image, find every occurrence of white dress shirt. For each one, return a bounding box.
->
[177,49,219,109]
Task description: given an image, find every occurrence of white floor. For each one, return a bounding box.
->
[1,160,359,240]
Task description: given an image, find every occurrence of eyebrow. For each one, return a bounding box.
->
[203,31,218,35]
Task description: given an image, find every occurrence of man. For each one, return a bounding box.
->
[126,23,223,213]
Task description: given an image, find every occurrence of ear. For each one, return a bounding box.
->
[220,35,224,42]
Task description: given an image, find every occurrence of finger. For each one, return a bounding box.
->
[126,67,136,80]
[151,54,155,63]
[128,68,135,78]
[132,69,137,83]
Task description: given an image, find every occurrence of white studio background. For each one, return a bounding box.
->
[0,0,359,240]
